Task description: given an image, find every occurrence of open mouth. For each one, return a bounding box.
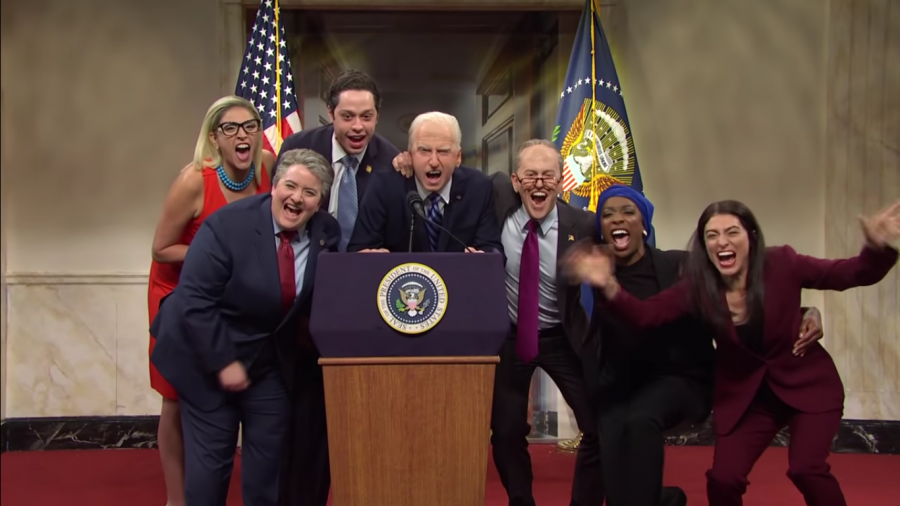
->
[425,170,442,184]
[717,251,737,268]
[347,134,367,149]
[530,190,548,206]
[284,202,303,219]
[610,229,630,250]
[235,143,251,163]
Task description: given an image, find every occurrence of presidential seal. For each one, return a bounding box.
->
[377,263,448,335]
[556,98,636,209]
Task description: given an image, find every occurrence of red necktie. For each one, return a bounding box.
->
[277,231,297,314]
[516,220,540,363]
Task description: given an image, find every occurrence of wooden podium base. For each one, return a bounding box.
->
[319,356,499,506]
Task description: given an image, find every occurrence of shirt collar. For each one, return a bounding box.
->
[331,134,367,167]
[272,217,306,240]
[415,176,452,205]
[513,202,558,236]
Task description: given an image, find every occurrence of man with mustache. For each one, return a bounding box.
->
[347,111,502,254]
[274,69,400,253]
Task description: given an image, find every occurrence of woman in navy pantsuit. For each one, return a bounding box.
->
[564,200,899,506]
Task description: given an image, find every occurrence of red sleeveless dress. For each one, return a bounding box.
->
[148,165,271,400]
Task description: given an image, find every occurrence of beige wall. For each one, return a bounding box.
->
[823,0,900,415]
[0,0,897,420]
[2,86,8,419]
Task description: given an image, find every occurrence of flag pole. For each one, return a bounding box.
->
[588,0,599,211]
[274,0,283,153]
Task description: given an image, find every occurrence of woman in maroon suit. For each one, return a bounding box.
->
[563,199,899,506]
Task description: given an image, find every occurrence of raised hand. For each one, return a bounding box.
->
[860,200,900,249]
[392,151,414,177]
[562,241,616,289]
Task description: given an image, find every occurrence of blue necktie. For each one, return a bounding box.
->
[426,193,443,252]
[336,155,359,252]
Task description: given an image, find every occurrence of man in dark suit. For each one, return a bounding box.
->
[274,69,400,252]
[150,148,340,505]
[347,111,502,254]
[489,139,602,506]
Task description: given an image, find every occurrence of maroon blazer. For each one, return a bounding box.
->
[605,244,898,436]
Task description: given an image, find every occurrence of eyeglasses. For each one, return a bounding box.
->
[515,175,559,189]
[217,119,262,137]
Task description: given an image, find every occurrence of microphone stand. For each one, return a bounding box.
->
[408,214,415,253]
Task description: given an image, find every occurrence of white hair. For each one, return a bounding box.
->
[408,111,462,151]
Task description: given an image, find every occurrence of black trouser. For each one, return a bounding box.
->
[598,374,709,506]
[279,350,331,506]
[490,329,603,506]
[181,366,289,506]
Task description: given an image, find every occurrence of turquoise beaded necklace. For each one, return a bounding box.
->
[217,164,256,192]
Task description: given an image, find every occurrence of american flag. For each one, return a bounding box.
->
[236,0,302,154]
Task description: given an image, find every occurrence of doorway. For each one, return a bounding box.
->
[256,9,578,176]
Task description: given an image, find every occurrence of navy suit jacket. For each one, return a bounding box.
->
[273,124,400,209]
[346,165,504,254]
[150,194,340,412]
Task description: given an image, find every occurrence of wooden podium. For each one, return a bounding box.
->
[310,253,509,506]
[319,356,498,506]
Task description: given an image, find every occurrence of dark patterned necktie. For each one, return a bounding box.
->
[516,220,540,363]
[426,193,443,252]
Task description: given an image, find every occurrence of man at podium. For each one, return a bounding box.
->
[347,111,503,254]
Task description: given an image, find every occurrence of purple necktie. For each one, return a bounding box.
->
[516,220,540,363]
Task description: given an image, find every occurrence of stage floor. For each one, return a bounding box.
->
[1,445,897,505]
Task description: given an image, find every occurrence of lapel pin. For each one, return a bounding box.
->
[568,235,575,241]
[366,165,372,173]
[319,239,325,246]
[456,194,462,200]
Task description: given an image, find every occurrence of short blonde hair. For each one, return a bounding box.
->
[408,111,462,151]
[192,96,263,184]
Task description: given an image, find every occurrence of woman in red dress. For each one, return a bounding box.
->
[564,199,899,506]
[148,95,274,506]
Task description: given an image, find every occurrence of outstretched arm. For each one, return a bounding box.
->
[793,202,899,290]
[602,278,693,330]
[791,245,898,291]
[564,243,693,330]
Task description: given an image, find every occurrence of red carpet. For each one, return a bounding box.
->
[2,445,898,505]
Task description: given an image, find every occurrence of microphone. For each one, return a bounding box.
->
[405,190,477,252]
[406,191,422,252]
[407,191,426,219]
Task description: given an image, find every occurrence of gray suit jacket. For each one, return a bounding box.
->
[490,172,597,352]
